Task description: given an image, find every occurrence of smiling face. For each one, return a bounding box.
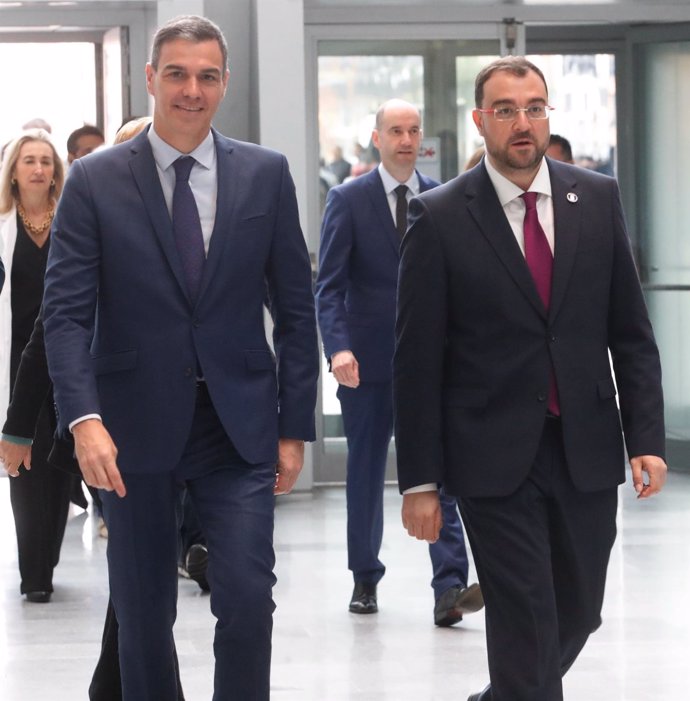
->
[12,140,55,202]
[145,37,229,152]
[472,68,550,189]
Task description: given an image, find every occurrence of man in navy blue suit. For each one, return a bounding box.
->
[43,15,318,700]
[395,57,666,701]
[315,99,482,623]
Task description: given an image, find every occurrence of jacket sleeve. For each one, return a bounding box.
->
[42,159,101,432]
[314,186,354,362]
[2,311,52,439]
[606,180,665,459]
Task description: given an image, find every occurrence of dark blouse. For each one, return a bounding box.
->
[10,214,50,389]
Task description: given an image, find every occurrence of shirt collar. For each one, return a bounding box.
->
[483,153,552,206]
[147,126,215,172]
[378,163,420,196]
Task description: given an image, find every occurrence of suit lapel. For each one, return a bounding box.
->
[466,167,546,317]
[548,162,581,322]
[197,132,238,303]
[128,131,190,302]
[364,170,401,256]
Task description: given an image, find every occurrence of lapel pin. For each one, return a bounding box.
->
[567,192,578,203]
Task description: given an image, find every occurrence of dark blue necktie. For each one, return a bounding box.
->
[394,184,408,238]
[172,156,205,303]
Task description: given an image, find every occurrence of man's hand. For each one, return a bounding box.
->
[0,440,32,477]
[73,419,126,497]
[401,490,442,543]
[630,454,667,499]
[331,350,360,388]
[275,438,304,495]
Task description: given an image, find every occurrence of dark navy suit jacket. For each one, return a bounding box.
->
[395,158,665,497]
[43,127,319,474]
[315,167,438,383]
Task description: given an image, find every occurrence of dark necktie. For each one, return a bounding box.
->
[521,191,560,415]
[172,156,205,303]
[394,184,409,238]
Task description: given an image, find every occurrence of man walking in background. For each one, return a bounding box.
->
[316,98,482,625]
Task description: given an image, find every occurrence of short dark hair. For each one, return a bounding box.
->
[549,134,573,162]
[66,125,104,155]
[475,56,548,108]
[150,15,228,72]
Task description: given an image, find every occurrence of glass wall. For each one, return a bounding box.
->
[0,43,98,161]
[636,41,690,469]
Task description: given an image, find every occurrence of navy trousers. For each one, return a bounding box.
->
[459,418,618,701]
[338,381,469,596]
[101,383,276,701]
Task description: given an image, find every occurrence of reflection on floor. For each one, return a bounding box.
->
[1,472,689,700]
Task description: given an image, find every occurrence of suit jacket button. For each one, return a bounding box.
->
[537,392,547,402]
[184,367,193,377]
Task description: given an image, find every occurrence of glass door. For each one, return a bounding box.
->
[314,38,501,483]
[631,25,690,470]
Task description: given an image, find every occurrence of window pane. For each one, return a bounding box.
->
[0,43,97,161]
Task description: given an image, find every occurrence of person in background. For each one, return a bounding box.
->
[316,98,482,625]
[394,56,666,701]
[547,133,574,163]
[67,125,105,165]
[464,146,485,170]
[0,128,71,603]
[327,145,352,184]
[43,15,319,699]
[22,118,52,133]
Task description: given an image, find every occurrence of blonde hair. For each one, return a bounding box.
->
[114,116,152,145]
[464,147,485,171]
[0,129,64,214]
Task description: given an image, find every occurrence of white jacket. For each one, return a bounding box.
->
[0,207,18,426]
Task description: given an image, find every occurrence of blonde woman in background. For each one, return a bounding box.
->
[0,129,73,603]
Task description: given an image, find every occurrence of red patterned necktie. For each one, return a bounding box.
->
[521,191,559,415]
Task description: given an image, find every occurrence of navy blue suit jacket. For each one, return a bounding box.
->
[395,159,665,497]
[43,128,319,474]
[315,167,438,383]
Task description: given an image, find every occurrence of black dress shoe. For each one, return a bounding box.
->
[434,582,484,627]
[185,544,210,592]
[25,591,51,603]
[349,582,377,613]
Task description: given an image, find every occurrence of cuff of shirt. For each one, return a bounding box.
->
[402,483,438,494]
[69,414,102,432]
[0,433,33,446]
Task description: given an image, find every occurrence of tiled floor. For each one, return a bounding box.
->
[1,471,689,700]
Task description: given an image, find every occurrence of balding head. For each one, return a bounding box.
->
[372,99,422,182]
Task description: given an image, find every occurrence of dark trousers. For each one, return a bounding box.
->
[9,404,73,593]
[339,381,469,593]
[100,383,277,701]
[89,600,185,701]
[459,418,618,701]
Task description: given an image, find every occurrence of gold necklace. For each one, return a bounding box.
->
[16,201,55,238]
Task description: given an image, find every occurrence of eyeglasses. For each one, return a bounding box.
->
[476,105,554,122]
